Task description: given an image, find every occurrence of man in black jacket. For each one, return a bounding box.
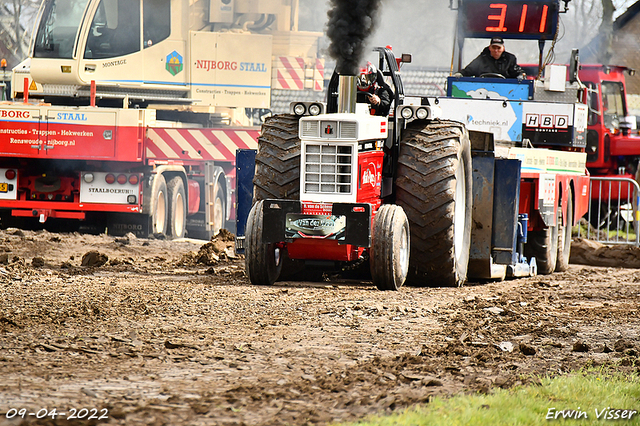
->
[458,37,526,79]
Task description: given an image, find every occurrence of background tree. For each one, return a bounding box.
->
[0,0,40,67]
[558,0,618,64]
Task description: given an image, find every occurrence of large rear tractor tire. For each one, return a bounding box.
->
[252,114,304,280]
[245,200,282,285]
[253,114,301,202]
[167,176,187,239]
[525,205,559,275]
[555,194,573,272]
[370,204,410,291]
[396,120,473,287]
[151,174,168,237]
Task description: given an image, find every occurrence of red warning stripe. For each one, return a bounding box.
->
[145,128,260,162]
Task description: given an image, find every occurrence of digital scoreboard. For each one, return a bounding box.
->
[460,0,560,40]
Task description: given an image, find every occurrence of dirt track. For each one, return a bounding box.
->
[0,229,639,426]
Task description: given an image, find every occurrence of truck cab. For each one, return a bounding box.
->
[579,65,640,177]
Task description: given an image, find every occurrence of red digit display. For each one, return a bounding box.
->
[486,4,507,31]
[461,0,557,40]
[539,5,549,33]
[519,4,528,32]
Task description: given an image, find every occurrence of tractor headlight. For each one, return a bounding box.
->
[293,103,306,116]
[401,107,414,119]
[309,103,322,116]
[416,107,429,120]
[83,173,94,183]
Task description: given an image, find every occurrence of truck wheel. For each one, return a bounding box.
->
[151,174,168,236]
[370,204,410,291]
[396,120,473,287]
[556,195,573,272]
[245,200,282,285]
[253,114,300,202]
[525,206,559,275]
[212,184,225,235]
[167,176,187,239]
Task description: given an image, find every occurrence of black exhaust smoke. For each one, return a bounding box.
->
[326,0,383,75]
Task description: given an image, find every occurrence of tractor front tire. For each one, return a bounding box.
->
[253,114,301,202]
[245,200,282,286]
[396,120,473,287]
[370,204,410,291]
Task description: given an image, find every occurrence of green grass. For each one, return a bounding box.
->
[336,369,640,426]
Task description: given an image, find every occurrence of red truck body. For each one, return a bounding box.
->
[0,101,258,237]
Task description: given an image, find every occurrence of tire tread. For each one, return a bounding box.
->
[395,120,472,287]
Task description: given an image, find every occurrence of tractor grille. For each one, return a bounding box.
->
[303,143,353,194]
[301,120,320,138]
[340,121,358,139]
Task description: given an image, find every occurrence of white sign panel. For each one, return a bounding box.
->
[190,32,273,108]
[522,102,576,128]
[538,173,556,207]
[80,172,140,205]
[433,98,521,143]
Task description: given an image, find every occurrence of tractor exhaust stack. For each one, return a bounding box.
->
[337,75,357,114]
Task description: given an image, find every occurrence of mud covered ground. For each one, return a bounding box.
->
[0,229,639,426]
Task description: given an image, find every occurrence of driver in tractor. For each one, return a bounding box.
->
[357,62,393,116]
[456,37,526,80]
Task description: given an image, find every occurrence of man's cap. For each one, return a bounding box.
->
[490,37,504,46]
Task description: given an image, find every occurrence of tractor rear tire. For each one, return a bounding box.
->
[556,194,573,272]
[253,114,301,202]
[396,120,473,287]
[245,200,282,285]
[167,176,187,239]
[252,114,304,280]
[370,204,410,291]
[525,206,559,275]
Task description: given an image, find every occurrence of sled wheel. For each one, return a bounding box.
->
[556,194,573,272]
[245,200,282,285]
[396,120,473,287]
[212,184,225,235]
[167,176,187,239]
[370,204,410,291]
[151,174,168,237]
[253,114,301,202]
[525,205,559,275]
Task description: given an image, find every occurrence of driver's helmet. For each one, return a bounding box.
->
[357,62,377,90]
